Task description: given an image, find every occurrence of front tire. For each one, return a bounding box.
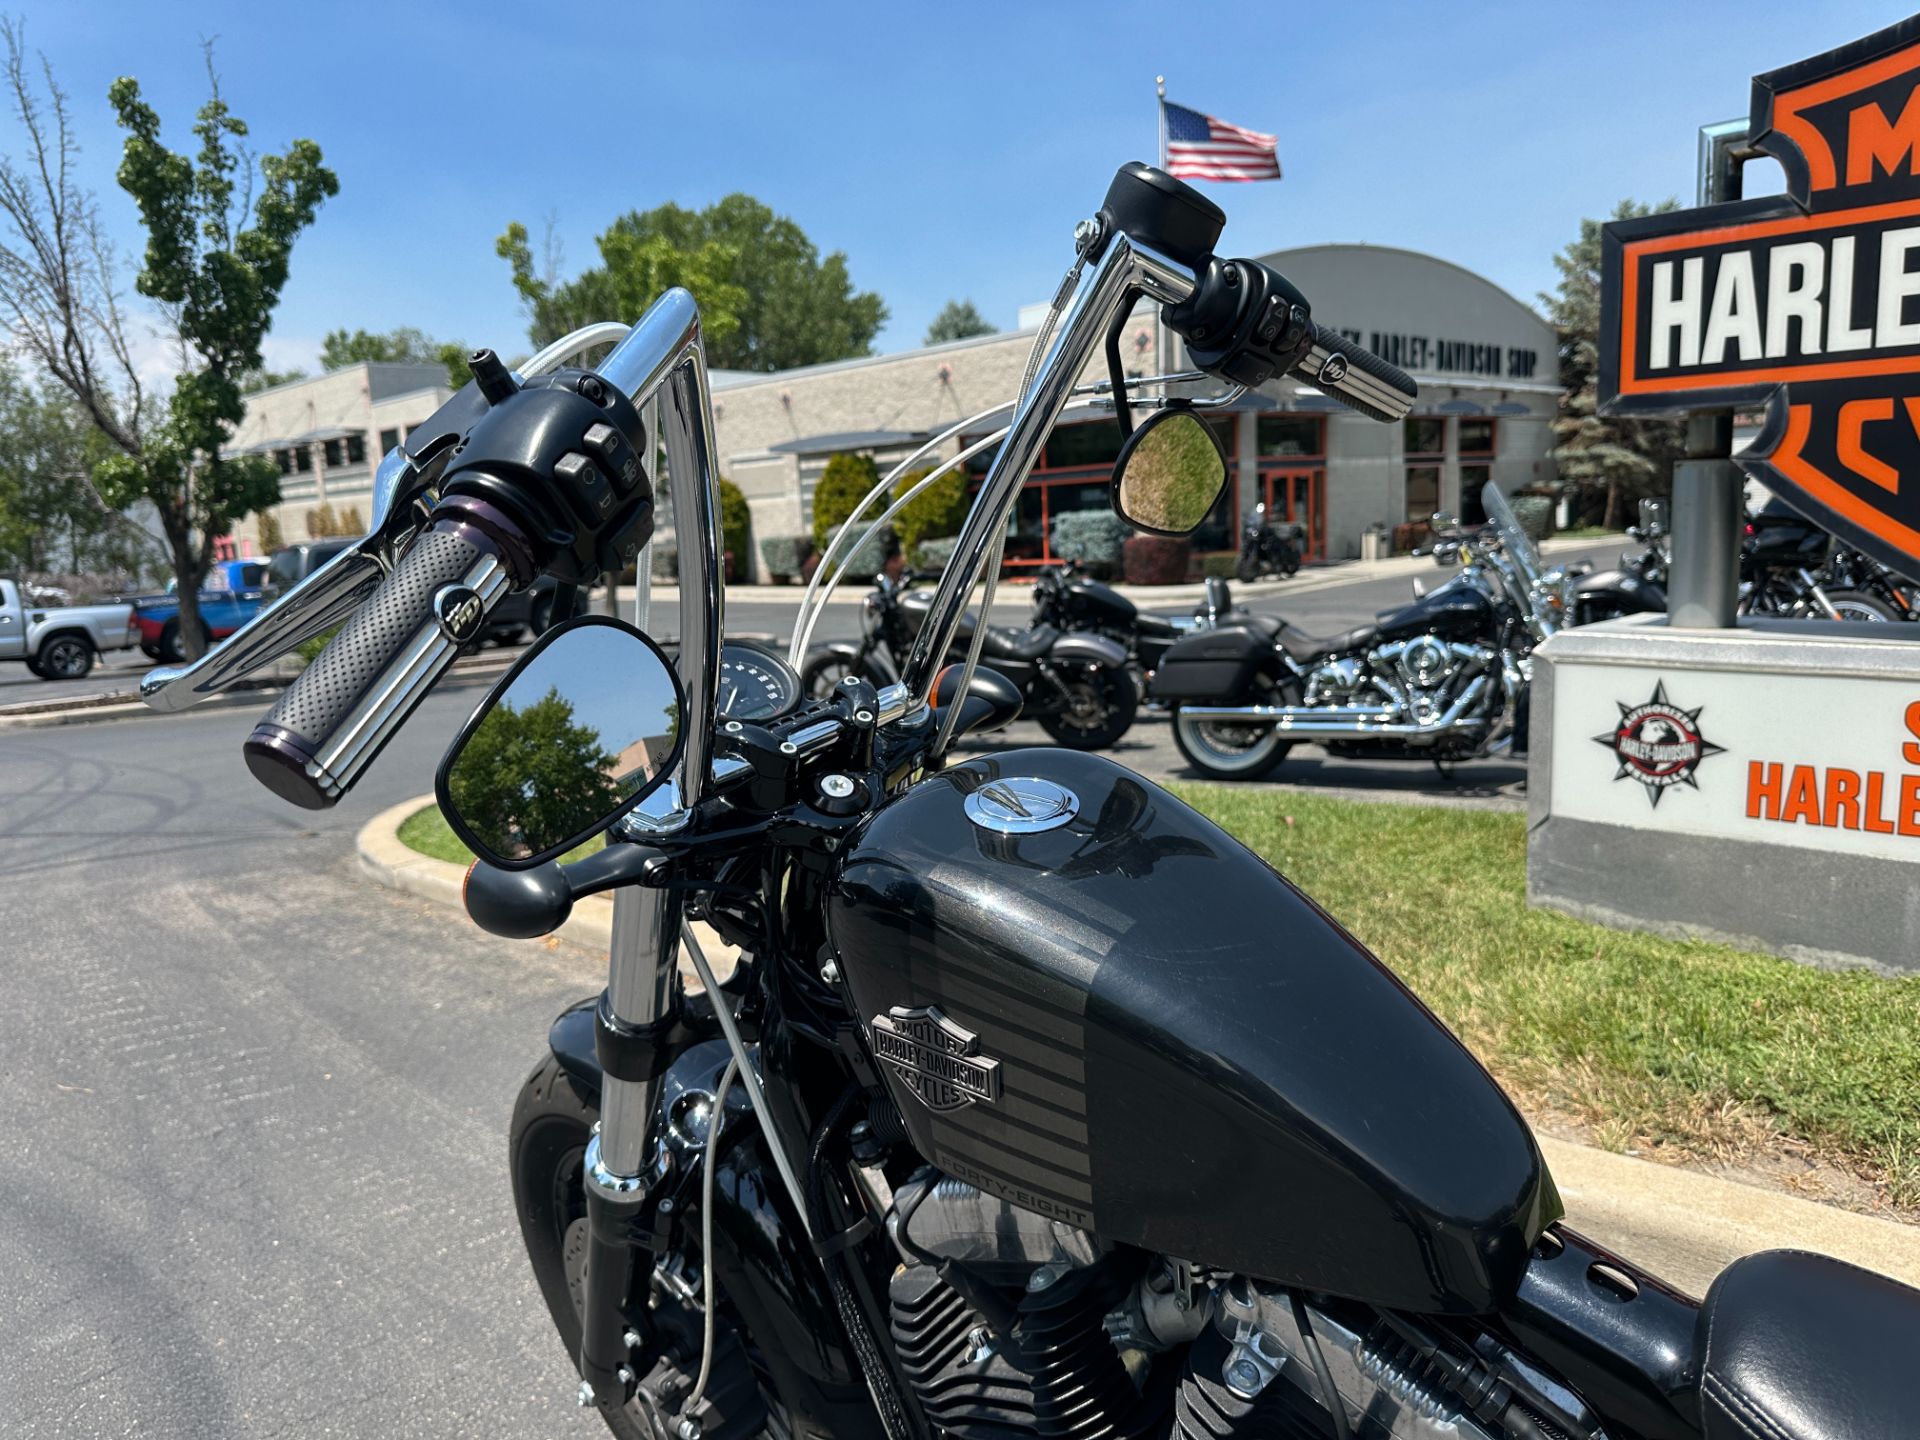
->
[37,634,94,679]
[1825,590,1901,623]
[1036,663,1138,750]
[1236,551,1261,583]
[158,619,211,664]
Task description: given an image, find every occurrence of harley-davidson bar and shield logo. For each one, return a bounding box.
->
[1595,681,1725,807]
[869,1006,1002,1113]
[1597,17,1920,582]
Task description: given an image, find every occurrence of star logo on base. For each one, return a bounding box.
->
[1594,680,1724,808]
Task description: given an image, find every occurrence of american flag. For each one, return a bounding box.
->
[1162,100,1282,182]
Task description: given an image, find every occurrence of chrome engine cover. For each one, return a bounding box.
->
[1370,639,1494,724]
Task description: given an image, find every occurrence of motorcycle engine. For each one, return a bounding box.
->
[883,1171,1581,1440]
[1370,638,1493,725]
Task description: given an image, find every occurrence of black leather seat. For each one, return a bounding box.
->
[980,623,1058,663]
[1274,621,1377,667]
[1697,1250,1920,1440]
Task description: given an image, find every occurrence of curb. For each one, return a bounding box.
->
[352,794,1919,1297]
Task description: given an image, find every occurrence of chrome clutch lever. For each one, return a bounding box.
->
[139,447,431,713]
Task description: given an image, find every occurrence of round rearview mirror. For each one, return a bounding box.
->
[1109,407,1228,537]
[435,616,686,869]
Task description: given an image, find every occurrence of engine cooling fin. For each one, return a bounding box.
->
[1171,1328,1322,1440]
[888,1259,1160,1440]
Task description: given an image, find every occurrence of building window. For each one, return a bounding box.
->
[295,445,313,473]
[1403,417,1446,527]
[347,432,367,466]
[324,437,344,468]
[275,448,293,475]
[379,427,400,454]
[1257,415,1323,458]
[1458,419,1496,522]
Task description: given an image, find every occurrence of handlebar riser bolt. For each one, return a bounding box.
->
[854,710,874,725]
[779,741,798,755]
[725,721,742,733]
[821,774,856,799]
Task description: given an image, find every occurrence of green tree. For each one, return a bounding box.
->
[0,361,150,577]
[498,194,886,371]
[890,464,968,555]
[924,299,993,345]
[318,324,472,392]
[717,475,750,581]
[239,365,307,393]
[810,451,880,551]
[447,687,623,858]
[1543,200,1687,530]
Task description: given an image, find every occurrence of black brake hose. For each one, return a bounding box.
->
[807,1088,925,1440]
[1288,1290,1354,1440]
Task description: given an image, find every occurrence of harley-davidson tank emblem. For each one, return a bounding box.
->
[869,1005,1002,1112]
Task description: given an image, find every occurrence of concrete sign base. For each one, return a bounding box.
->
[1528,616,1920,974]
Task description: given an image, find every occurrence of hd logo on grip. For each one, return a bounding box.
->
[1598,17,1920,581]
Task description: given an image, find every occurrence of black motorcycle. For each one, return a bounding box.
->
[1236,500,1303,581]
[1568,499,1670,627]
[1740,498,1901,622]
[143,162,1916,1440]
[1156,485,1555,781]
[1030,558,1200,699]
[800,569,1140,749]
[1822,540,1918,619]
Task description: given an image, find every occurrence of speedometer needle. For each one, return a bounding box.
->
[721,679,739,709]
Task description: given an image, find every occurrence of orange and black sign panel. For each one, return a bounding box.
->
[1598,15,1920,581]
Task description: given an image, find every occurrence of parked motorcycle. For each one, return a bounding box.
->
[142,162,1916,1440]
[799,568,1141,749]
[1030,557,1203,700]
[1568,497,1670,627]
[1155,483,1557,780]
[1236,500,1303,581]
[1819,539,1917,620]
[1740,498,1900,622]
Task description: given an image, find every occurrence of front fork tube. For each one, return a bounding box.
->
[579,883,686,1406]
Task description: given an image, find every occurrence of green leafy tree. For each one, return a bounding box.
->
[810,451,880,551]
[239,365,306,393]
[1543,200,1687,530]
[924,299,993,345]
[447,687,623,857]
[498,194,886,371]
[890,464,968,555]
[320,325,471,392]
[0,31,338,659]
[0,360,150,577]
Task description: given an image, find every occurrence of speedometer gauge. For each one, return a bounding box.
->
[716,641,803,722]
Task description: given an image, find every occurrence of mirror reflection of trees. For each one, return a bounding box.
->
[448,687,623,858]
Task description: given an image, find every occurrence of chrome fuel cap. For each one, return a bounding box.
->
[962,778,1080,834]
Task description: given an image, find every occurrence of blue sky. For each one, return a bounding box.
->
[11,1,1910,374]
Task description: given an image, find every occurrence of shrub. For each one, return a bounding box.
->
[1509,494,1554,541]
[651,541,678,581]
[761,534,812,583]
[718,477,751,579]
[338,504,365,536]
[823,521,895,579]
[1122,534,1191,585]
[305,502,337,539]
[914,536,960,572]
[256,509,284,553]
[1050,511,1129,575]
[891,465,969,554]
[811,452,881,551]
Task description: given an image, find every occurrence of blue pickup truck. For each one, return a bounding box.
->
[134,558,276,662]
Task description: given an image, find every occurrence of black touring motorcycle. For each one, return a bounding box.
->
[145,164,1915,1440]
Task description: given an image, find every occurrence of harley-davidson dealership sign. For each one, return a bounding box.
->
[1598,17,1920,581]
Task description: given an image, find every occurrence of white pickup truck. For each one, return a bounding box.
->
[0,578,141,680]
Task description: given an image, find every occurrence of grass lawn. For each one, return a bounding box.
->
[399,803,605,867]
[400,790,1920,1208]
[1170,783,1920,1210]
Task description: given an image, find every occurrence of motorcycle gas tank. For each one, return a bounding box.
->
[1062,576,1138,630]
[1572,569,1666,614]
[896,586,968,642]
[828,749,1558,1314]
[1374,574,1495,642]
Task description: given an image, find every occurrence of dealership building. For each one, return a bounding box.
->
[711,243,1560,578]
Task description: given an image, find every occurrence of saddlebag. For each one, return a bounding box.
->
[1150,623,1272,702]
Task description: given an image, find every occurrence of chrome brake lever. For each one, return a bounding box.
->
[139,447,432,713]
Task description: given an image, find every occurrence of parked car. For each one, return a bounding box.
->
[0,577,140,680]
[266,539,560,647]
[134,558,276,662]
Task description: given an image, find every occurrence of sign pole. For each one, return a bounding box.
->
[1665,120,1753,628]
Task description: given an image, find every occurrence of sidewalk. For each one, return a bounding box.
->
[358,791,1919,1300]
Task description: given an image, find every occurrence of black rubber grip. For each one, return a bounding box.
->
[1295,325,1418,422]
[244,526,498,808]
